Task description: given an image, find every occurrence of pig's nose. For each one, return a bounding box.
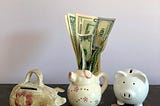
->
[68,72,76,83]
[123,92,132,99]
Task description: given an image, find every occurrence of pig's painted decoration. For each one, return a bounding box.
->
[68,70,108,106]
[10,69,66,106]
[15,91,33,106]
[113,68,149,106]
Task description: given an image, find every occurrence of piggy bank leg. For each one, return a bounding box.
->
[135,104,142,106]
[117,100,125,105]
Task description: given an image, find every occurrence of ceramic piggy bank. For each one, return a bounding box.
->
[113,69,149,106]
[10,69,66,106]
[67,70,108,106]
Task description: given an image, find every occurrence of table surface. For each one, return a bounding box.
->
[0,84,159,106]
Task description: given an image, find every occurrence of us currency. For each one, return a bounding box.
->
[79,34,93,70]
[65,13,82,69]
[76,13,97,34]
[76,14,97,69]
[82,20,97,34]
[65,13,115,75]
[90,17,115,74]
[89,46,102,73]
[91,55,101,75]
[65,15,76,52]
[76,14,97,52]
[93,17,115,51]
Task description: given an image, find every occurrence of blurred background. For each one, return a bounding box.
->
[0,0,159,84]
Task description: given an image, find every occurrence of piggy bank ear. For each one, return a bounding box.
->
[133,72,147,83]
[84,70,92,79]
[115,71,127,79]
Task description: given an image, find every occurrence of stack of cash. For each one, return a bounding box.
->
[65,13,115,75]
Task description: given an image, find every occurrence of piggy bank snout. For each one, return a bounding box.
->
[121,91,134,100]
[68,72,76,82]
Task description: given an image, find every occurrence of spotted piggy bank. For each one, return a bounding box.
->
[67,70,108,106]
[113,69,149,106]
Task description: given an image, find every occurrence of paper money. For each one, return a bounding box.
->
[79,34,93,70]
[65,13,115,75]
[76,13,97,35]
[65,15,76,53]
[82,19,97,34]
[66,13,83,69]
[93,17,115,51]
[75,13,97,69]
[76,14,97,51]
[90,18,115,74]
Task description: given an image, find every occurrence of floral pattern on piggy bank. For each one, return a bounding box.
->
[113,69,149,106]
[67,70,108,106]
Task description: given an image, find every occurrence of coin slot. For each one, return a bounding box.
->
[20,87,37,90]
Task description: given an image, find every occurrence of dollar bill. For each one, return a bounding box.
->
[65,13,115,75]
[93,17,115,51]
[82,19,97,34]
[75,14,97,69]
[89,46,101,73]
[76,13,97,34]
[79,34,93,70]
[66,14,77,52]
[90,18,115,74]
[65,15,76,52]
[91,55,101,75]
[65,13,82,69]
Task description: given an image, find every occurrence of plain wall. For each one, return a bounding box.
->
[0,0,160,84]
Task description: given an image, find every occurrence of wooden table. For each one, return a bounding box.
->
[0,84,159,106]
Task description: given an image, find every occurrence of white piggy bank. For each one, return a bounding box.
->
[113,69,149,106]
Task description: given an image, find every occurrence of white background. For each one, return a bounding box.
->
[0,0,160,84]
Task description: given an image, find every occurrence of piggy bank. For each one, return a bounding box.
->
[10,69,66,106]
[67,70,108,106]
[113,69,149,106]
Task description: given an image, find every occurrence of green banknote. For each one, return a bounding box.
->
[65,13,115,75]
[75,14,97,69]
[65,13,82,69]
[79,34,93,70]
[76,13,97,35]
[65,14,76,53]
[82,19,97,34]
[93,17,115,51]
[90,17,115,74]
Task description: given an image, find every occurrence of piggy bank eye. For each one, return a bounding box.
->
[123,81,125,84]
[133,82,135,85]
[129,69,133,73]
